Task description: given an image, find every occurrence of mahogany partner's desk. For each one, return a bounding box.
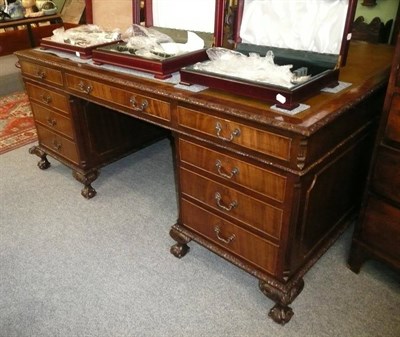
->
[15,42,393,325]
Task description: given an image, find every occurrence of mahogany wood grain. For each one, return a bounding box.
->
[178,138,287,203]
[26,82,70,113]
[180,199,280,276]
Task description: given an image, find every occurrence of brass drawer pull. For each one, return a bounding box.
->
[215,122,240,142]
[214,225,236,244]
[46,118,57,127]
[36,69,46,79]
[52,139,62,151]
[40,94,52,104]
[215,192,238,212]
[215,160,239,179]
[78,81,93,94]
[129,96,148,112]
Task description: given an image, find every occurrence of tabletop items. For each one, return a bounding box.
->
[38,0,357,111]
[0,0,57,20]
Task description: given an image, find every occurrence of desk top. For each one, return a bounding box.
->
[15,41,393,135]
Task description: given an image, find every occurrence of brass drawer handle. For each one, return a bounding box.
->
[215,192,238,212]
[215,160,239,179]
[78,81,93,94]
[46,117,57,127]
[40,94,52,104]
[52,139,62,151]
[214,225,236,244]
[129,96,148,112]
[36,69,46,79]
[215,122,240,142]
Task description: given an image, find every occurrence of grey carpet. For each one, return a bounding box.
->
[0,54,25,96]
[0,139,399,337]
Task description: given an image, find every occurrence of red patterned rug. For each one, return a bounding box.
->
[0,91,37,155]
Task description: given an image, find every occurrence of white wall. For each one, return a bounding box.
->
[355,0,399,23]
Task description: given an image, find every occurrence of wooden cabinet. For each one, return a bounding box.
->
[21,60,168,198]
[15,42,393,325]
[348,34,400,272]
[0,15,63,56]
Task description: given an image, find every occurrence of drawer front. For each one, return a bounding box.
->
[36,124,79,164]
[179,138,287,202]
[385,92,400,146]
[361,196,400,260]
[65,73,171,122]
[181,199,279,276]
[26,82,70,114]
[177,106,292,161]
[180,168,283,240]
[20,60,63,87]
[31,102,74,140]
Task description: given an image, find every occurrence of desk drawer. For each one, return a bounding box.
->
[20,60,63,87]
[179,139,286,203]
[177,106,292,161]
[181,199,279,276]
[36,124,79,164]
[180,168,283,240]
[26,82,70,114]
[65,73,171,122]
[31,102,74,140]
[371,146,400,204]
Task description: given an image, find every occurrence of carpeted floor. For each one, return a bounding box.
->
[0,54,25,97]
[0,91,37,155]
[0,139,399,337]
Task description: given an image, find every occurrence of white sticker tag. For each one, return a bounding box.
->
[75,52,80,58]
[347,33,352,40]
[276,93,286,104]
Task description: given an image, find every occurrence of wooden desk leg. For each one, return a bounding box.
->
[259,278,304,325]
[29,145,51,170]
[347,241,368,274]
[26,23,35,48]
[170,226,191,258]
[72,170,99,199]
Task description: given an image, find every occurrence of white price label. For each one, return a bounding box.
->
[276,93,286,104]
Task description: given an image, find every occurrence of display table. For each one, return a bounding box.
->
[15,41,393,324]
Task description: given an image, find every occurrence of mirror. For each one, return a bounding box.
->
[85,0,225,38]
[84,0,136,31]
[141,0,217,33]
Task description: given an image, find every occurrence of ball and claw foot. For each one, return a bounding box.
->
[29,145,50,170]
[72,170,99,199]
[37,157,51,170]
[81,185,97,199]
[170,243,190,258]
[268,304,294,325]
[259,278,304,325]
[169,227,191,258]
